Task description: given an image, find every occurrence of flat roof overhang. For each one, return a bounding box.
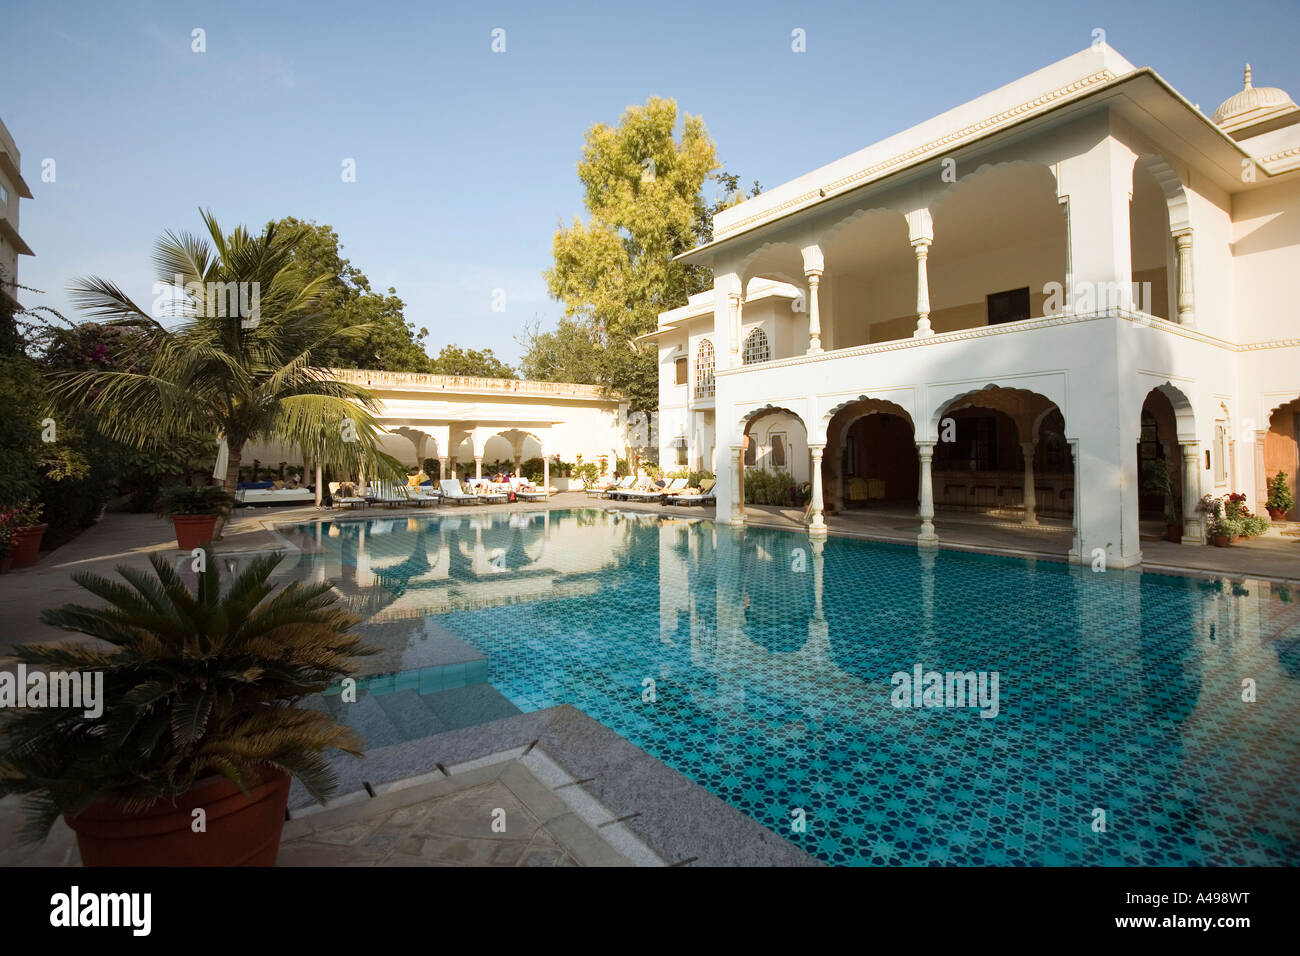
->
[0,215,34,256]
[678,68,1285,266]
[0,151,33,199]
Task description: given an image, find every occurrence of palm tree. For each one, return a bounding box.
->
[53,209,402,534]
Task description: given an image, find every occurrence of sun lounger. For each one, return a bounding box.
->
[440,478,481,505]
[329,481,368,510]
[587,476,630,499]
[369,479,413,508]
[609,478,652,501]
[623,477,687,502]
[509,477,548,501]
[667,477,717,506]
[467,479,508,503]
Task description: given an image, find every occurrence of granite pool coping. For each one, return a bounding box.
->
[289,703,818,867]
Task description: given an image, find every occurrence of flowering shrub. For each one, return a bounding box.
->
[1198,493,1269,539]
[0,499,43,554]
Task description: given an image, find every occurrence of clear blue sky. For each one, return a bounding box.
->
[4,0,1296,364]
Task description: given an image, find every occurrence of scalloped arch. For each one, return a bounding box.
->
[738,240,805,289]
[928,383,1066,440]
[929,159,1062,216]
[822,394,915,430]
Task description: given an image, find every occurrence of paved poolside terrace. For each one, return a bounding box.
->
[0,491,1296,866]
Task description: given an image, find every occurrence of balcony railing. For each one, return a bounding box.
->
[695,382,716,399]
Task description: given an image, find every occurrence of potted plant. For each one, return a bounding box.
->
[158,484,235,550]
[7,500,47,569]
[1198,494,1233,547]
[1266,471,1295,522]
[0,548,371,866]
[1143,458,1182,542]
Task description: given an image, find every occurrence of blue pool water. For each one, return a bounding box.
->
[280,509,1300,866]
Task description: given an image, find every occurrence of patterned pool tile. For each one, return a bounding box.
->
[277,509,1300,866]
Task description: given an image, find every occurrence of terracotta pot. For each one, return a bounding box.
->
[67,768,291,867]
[171,514,219,550]
[1166,523,1183,543]
[1212,534,1231,547]
[1268,508,1287,521]
[9,524,47,569]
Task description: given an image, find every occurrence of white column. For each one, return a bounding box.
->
[912,238,933,337]
[805,270,823,354]
[1021,440,1039,527]
[1174,230,1194,326]
[543,454,550,496]
[729,443,745,527]
[315,462,323,507]
[809,444,827,537]
[917,440,938,546]
[1181,444,1204,544]
[438,457,448,481]
[474,457,483,480]
[728,292,742,364]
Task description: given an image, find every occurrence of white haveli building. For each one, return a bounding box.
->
[649,43,1300,567]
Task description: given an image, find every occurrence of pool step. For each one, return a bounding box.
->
[375,688,450,738]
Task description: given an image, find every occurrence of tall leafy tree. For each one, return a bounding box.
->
[54,210,403,536]
[427,344,516,378]
[535,97,720,415]
[270,218,432,373]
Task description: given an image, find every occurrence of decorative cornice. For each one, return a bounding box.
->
[329,368,617,401]
[1259,145,1300,165]
[715,69,1119,242]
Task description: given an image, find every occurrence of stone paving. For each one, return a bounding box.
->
[278,746,662,867]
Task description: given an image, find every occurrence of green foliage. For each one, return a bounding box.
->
[573,462,599,485]
[427,344,516,378]
[0,549,373,841]
[270,218,431,373]
[1200,493,1270,539]
[1142,458,1180,524]
[1267,471,1295,513]
[54,209,406,505]
[665,468,714,487]
[156,484,235,516]
[524,98,750,413]
[743,468,806,506]
[0,354,44,507]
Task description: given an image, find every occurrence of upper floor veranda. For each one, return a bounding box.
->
[649,43,1300,395]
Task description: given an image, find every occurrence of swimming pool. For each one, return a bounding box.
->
[277,509,1300,866]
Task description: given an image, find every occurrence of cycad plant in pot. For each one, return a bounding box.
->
[1143,458,1182,542]
[0,549,372,866]
[158,484,235,550]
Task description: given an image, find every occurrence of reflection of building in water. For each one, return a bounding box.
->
[279,510,654,626]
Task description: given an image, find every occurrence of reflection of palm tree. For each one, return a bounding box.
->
[371,526,438,596]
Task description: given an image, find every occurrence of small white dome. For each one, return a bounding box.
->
[1212,64,1297,132]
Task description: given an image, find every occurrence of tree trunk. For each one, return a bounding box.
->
[213,445,243,541]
